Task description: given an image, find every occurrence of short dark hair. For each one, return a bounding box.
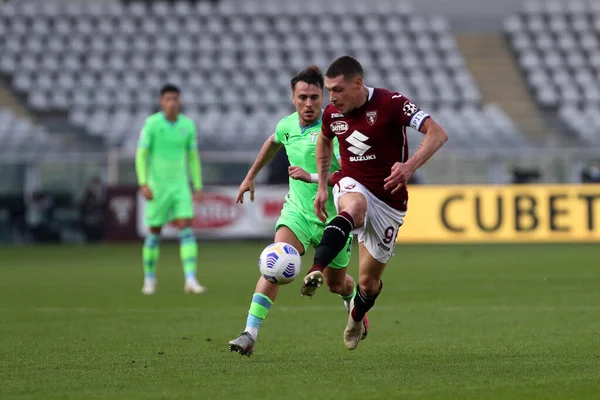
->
[160,84,180,97]
[290,65,324,91]
[325,56,364,80]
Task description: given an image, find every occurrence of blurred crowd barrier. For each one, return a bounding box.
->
[1,150,600,243]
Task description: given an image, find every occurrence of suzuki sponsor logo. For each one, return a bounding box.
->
[330,121,349,135]
[346,130,372,156]
[349,154,377,162]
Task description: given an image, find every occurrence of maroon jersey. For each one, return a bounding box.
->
[322,87,429,212]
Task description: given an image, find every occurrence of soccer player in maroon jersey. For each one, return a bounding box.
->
[301,56,448,350]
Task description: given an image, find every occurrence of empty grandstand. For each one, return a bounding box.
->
[0,0,530,153]
[506,0,600,144]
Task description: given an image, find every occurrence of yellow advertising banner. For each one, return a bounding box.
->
[397,184,600,243]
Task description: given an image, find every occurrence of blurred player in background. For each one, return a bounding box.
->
[302,56,448,350]
[135,84,205,295]
[228,66,368,357]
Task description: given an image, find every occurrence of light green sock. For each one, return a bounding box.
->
[143,233,160,279]
[245,293,274,340]
[179,227,197,279]
[341,283,357,304]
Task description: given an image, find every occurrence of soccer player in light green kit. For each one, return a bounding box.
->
[228,66,369,356]
[135,84,206,295]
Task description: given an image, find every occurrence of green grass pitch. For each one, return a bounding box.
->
[1,242,599,399]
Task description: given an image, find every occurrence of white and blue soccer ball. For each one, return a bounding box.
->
[259,242,302,285]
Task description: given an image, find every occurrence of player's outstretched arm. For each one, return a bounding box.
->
[237,135,283,203]
[384,118,448,194]
[314,133,334,222]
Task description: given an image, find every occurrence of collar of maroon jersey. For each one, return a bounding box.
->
[349,86,375,116]
[366,86,374,101]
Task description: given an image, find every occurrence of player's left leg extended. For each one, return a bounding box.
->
[344,198,403,350]
[173,190,205,294]
[344,243,386,350]
[229,223,308,357]
[324,235,370,340]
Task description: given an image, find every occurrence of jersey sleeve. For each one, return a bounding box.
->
[388,93,430,131]
[187,120,198,150]
[138,118,153,149]
[272,117,286,144]
[321,106,335,139]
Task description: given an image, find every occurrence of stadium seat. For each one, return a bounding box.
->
[0,0,526,150]
[0,109,62,155]
[506,1,600,141]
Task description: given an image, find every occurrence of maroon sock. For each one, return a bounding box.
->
[351,281,383,322]
[308,264,327,274]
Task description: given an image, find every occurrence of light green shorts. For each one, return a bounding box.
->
[145,186,193,227]
[275,202,353,269]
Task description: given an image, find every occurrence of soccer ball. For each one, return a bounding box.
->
[259,242,302,285]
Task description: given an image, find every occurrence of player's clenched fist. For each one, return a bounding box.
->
[383,162,415,194]
[314,189,329,223]
[140,185,154,200]
[237,177,255,203]
[288,166,311,183]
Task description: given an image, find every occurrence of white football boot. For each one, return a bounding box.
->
[184,278,206,294]
[344,297,365,350]
[141,278,156,295]
[300,270,324,297]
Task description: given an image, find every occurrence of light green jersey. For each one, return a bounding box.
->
[273,111,341,225]
[138,112,197,188]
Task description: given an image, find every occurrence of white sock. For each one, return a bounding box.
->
[245,327,258,341]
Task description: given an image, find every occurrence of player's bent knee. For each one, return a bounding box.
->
[339,196,367,227]
[358,276,381,296]
[325,278,344,294]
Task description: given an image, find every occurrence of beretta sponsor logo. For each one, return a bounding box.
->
[330,121,349,135]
